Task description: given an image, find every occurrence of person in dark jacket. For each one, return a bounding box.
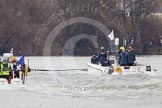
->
[117,47,124,65]
[91,55,99,64]
[11,57,20,78]
[98,47,107,65]
[119,47,128,66]
[127,46,136,66]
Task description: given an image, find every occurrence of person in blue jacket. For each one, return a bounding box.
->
[127,46,136,66]
[98,47,107,65]
[117,47,124,64]
[119,47,128,66]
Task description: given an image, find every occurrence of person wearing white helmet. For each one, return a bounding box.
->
[98,47,107,65]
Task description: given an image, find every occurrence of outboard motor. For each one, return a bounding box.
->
[108,66,114,74]
[146,66,151,71]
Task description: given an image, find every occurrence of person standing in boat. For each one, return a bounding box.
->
[98,47,107,65]
[0,59,12,84]
[117,47,124,64]
[127,46,136,66]
[119,47,128,66]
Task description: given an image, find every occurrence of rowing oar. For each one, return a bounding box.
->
[31,68,88,72]
[153,69,158,71]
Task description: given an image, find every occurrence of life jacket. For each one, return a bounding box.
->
[0,62,10,76]
[12,63,18,70]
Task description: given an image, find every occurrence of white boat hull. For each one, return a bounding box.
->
[0,71,25,86]
[11,78,23,85]
[0,78,9,85]
[0,78,23,86]
[87,63,154,75]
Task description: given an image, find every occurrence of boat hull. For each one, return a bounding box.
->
[0,78,9,85]
[87,63,154,75]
